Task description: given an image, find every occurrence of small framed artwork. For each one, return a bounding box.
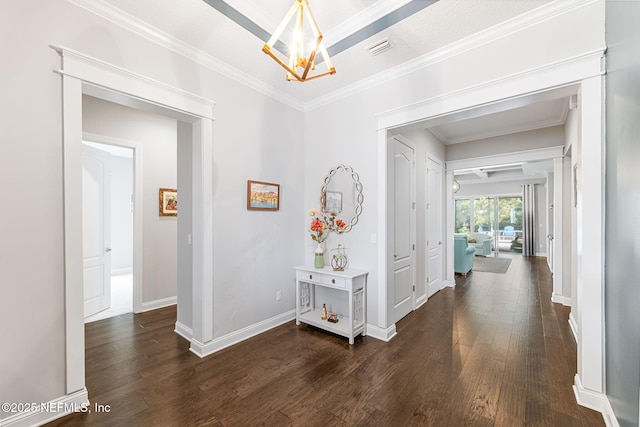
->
[247,180,280,211]
[159,188,178,217]
[324,191,343,213]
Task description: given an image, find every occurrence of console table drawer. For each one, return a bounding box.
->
[303,272,346,288]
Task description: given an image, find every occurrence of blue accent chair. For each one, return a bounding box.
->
[454,234,476,275]
[503,225,515,238]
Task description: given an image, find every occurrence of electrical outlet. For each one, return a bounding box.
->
[276,290,282,301]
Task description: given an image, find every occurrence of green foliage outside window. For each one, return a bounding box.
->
[455,199,470,233]
[455,196,523,233]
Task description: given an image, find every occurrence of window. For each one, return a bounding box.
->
[455,195,523,237]
[455,199,471,233]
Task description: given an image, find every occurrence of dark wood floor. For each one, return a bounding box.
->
[47,255,604,426]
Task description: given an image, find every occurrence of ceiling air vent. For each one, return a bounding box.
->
[367,38,392,56]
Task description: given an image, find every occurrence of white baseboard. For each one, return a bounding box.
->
[111,268,132,276]
[415,294,428,309]
[551,293,571,306]
[174,321,193,341]
[0,388,89,427]
[442,279,455,288]
[141,296,176,312]
[190,310,295,358]
[365,323,397,342]
[573,374,606,413]
[568,313,578,343]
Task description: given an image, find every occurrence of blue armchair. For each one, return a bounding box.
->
[454,234,476,275]
[469,232,492,256]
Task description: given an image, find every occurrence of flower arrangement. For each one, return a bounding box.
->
[308,208,327,243]
[308,208,346,243]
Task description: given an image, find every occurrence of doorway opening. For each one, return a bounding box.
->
[455,195,524,257]
[59,46,215,397]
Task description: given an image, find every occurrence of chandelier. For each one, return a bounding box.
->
[262,0,336,82]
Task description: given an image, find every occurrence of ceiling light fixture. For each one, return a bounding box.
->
[452,180,460,193]
[262,0,336,82]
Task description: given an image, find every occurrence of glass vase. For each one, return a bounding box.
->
[314,243,324,268]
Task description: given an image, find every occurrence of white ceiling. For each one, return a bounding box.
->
[86,0,571,181]
[430,97,569,145]
[454,159,554,186]
[95,0,555,105]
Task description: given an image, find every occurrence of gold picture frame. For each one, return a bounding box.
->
[159,188,177,217]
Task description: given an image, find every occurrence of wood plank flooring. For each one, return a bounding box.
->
[47,254,604,426]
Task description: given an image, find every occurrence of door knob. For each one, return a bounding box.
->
[438,241,443,245]
[105,247,112,252]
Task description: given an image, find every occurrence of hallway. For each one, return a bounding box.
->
[47,255,603,426]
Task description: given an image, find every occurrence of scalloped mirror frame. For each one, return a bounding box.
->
[320,164,364,234]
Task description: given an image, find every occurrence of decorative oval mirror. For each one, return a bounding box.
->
[320,164,364,234]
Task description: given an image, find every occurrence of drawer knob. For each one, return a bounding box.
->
[332,279,336,284]
[309,274,312,280]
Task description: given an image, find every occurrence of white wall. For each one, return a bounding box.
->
[604,2,640,424]
[455,180,541,198]
[0,0,304,414]
[176,122,193,333]
[446,126,565,162]
[83,95,178,304]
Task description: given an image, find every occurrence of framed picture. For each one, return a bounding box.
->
[159,188,178,216]
[324,191,343,213]
[247,180,280,211]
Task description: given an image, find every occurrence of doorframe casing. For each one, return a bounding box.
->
[57,46,215,397]
[82,133,144,314]
[373,50,606,414]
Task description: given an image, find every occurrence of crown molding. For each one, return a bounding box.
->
[65,0,598,113]
[65,0,306,111]
[305,0,599,111]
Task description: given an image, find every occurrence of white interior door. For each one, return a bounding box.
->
[82,144,112,318]
[426,156,443,298]
[392,138,415,323]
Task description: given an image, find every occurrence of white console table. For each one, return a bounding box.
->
[294,266,368,344]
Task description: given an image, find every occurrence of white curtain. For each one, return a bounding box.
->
[522,184,536,257]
